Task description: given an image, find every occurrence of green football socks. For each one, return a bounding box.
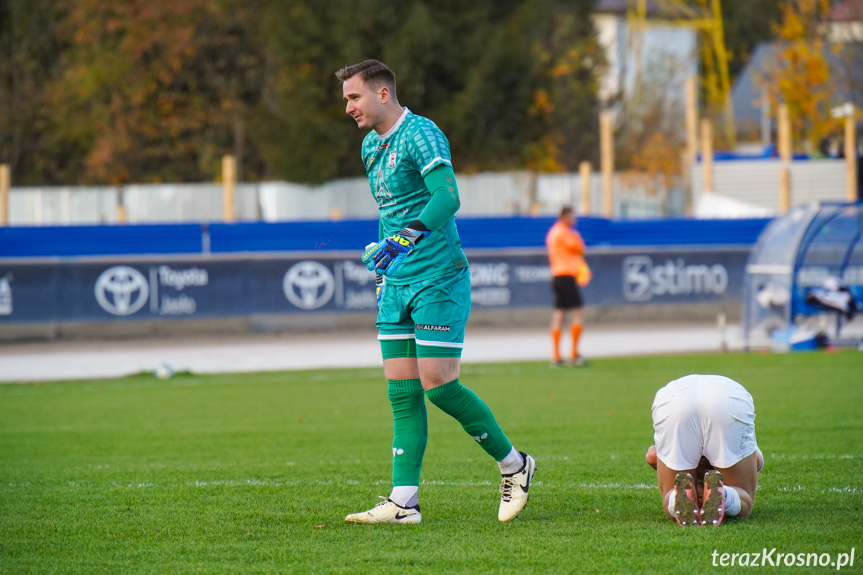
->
[388,379,428,487]
[425,379,514,461]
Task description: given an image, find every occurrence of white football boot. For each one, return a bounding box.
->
[498,452,536,522]
[344,497,421,525]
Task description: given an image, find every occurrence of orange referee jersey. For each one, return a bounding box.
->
[546,221,591,286]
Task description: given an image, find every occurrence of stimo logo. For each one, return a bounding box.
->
[283,261,335,310]
[94,266,149,315]
[622,256,729,302]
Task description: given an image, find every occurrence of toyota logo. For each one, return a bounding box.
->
[283,261,335,310]
[95,266,149,316]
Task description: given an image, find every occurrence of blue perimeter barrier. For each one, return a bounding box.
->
[0,216,771,258]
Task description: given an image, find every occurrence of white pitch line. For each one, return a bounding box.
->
[3,480,860,495]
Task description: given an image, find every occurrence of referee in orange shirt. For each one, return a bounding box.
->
[545,206,591,367]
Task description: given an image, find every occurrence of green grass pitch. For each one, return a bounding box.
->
[1,351,861,574]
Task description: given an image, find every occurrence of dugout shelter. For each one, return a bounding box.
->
[743,202,863,350]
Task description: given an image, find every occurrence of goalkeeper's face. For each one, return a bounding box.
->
[343,75,386,131]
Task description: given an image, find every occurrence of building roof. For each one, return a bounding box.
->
[596,0,663,16]
[829,0,863,22]
[731,41,863,137]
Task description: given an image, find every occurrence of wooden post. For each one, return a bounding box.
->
[0,164,9,226]
[778,104,791,213]
[116,185,126,224]
[600,111,614,217]
[779,169,791,213]
[579,161,592,215]
[684,76,697,215]
[222,155,236,222]
[701,119,713,193]
[846,106,858,202]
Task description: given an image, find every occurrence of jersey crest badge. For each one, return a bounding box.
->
[388,150,397,168]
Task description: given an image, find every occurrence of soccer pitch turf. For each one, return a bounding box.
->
[1,351,861,574]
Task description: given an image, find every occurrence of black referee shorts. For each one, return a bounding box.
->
[552,275,583,310]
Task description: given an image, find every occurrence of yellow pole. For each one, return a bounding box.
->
[701,119,713,193]
[778,104,791,213]
[0,164,9,226]
[711,0,735,148]
[846,107,858,202]
[579,161,592,215]
[600,112,614,217]
[222,155,236,222]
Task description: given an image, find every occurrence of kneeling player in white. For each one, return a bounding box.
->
[646,374,763,526]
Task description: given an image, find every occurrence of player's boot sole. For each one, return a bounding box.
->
[701,470,726,526]
[673,472,700,527]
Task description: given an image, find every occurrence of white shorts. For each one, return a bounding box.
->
[652,374,760,470]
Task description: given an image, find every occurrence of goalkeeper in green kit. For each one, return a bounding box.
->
[337,60,536,524]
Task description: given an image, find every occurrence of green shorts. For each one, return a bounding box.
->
[377,267,471,358]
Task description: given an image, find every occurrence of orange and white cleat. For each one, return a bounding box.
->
[673,472,700,526]
[701,470,726,526]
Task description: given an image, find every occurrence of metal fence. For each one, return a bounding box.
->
[7,171,673,226]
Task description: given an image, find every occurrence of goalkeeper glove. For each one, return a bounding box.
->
[361,221,430,276]
[375,273,385,305]
[363,244,388,304]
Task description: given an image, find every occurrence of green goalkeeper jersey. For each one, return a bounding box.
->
[362,108,469,285]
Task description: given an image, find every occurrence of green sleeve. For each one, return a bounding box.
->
[417,165,460,231]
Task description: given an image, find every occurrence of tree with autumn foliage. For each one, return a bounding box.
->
[613,49,689,192]
[2,0,605,186]
[44,0,265,184]
[757,0,839,154]
[253,0,604,182]
[524,1,605,172]
[0,0,65,185]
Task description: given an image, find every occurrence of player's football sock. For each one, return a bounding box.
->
[570,324,583,358]
[551,329,562,363]
[389,379,428,487]
[722,484,742,516]
[497,447,525,475]
[425,379,513,461]
[389,485,419,508]
[666,489,676,516]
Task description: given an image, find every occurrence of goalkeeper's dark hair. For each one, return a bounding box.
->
[559,206,575,219]
[335,60,397,96]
